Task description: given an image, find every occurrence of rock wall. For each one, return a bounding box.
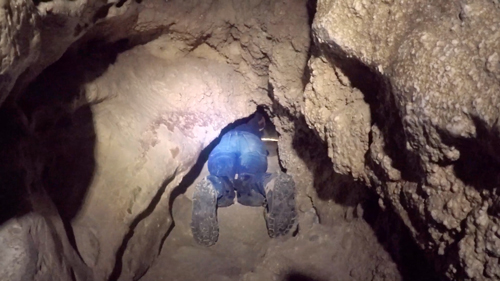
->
[1,0,499,280]
[306,0,500,280]
[1,0,312,280]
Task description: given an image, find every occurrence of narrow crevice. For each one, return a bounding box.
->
[92,3,115,24]
[188,34,213,52]
[300,0,317,90]
[157,218,175,256]
[31,0,51,6]
[0,106,31,225]
[162,109,270,252]
[434,217,467,280]
[125,23,176,48]
[108,170,179,281]
[306,193,320,224]
[306,0,318,26]
[158,139,219,255]
[62,218,84,263]
[116,0,129,8]
[70,267,77,281]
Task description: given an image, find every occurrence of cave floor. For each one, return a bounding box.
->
[140,142,280,281]
[138,142,399,281]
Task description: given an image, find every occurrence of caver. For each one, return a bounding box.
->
[191,113,297,246]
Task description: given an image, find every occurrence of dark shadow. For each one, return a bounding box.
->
[18,38,131,222]
[291,114,367,207]
[315,44,424,183]
[0,38,133,256]
[363,191,442,281]
[284,271,325,281]
[432,117,500,280]
[306,0,318,26]
[92,3,115,23]
[0,106,32,224]
[320,47,443,280]
[273,90,441,281]
[299,0,317,90]
[31,0,51,6]
[268,82,366,208]
[436,116,500,193]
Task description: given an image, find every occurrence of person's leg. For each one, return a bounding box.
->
[263,171,297,238]
[207,132,239,205]
[206,175,235,207]
[234,172,273,206]
[192,133,239,246]
[234,132,269,206]
[191,177,219,246]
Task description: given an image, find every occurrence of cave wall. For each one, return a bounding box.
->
[1,0,500,280]
[305,0,500,280]
[1,0,312,280]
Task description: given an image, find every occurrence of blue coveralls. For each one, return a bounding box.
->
[207,114,270,207]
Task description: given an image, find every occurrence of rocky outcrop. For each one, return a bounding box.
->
[306,0,500,279]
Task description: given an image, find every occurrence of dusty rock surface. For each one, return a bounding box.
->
[141,193,401,281]
[75,48,259,280]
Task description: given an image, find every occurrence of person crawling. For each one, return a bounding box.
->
[191,112,296,246]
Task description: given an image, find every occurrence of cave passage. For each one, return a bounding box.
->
[0,0,455,280]
[142,110,285,281]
